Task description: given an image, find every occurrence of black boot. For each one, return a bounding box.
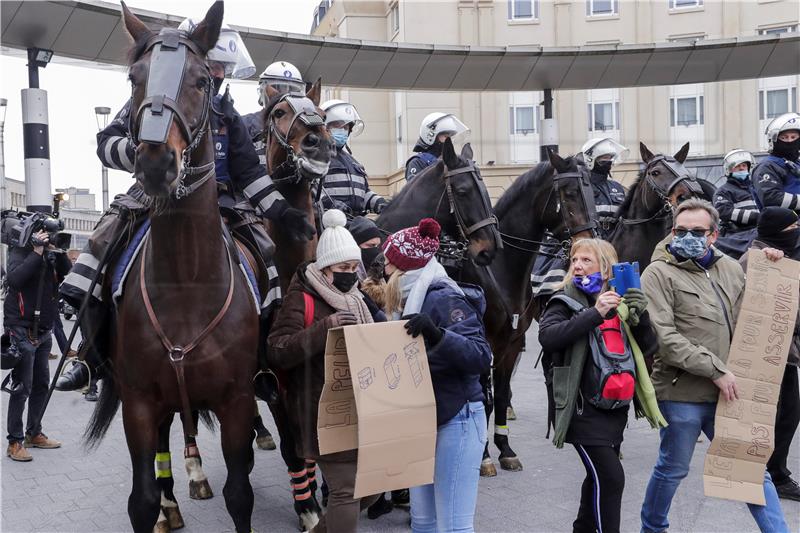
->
[55,362,89,391]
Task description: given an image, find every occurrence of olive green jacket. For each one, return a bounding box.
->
[641,236,744,403]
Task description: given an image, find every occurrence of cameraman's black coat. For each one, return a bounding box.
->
[4,247,72,331]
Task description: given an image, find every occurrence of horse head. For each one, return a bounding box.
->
[546,150,598,244]
[122,1,222,198]
[437,138,501,266]
[263,80,333,183]
[639,142,703,208]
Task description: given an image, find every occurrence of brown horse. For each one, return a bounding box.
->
[84,4,258,532]
[461,150,597,476]
[259,80,334,530]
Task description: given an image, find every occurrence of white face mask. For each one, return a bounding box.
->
[330,127,349,148]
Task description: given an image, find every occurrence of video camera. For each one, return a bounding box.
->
[1,210,71,251]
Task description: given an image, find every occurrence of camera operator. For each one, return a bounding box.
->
[4,229,71,462]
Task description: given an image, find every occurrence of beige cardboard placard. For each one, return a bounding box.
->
[318,321,437,498]
[703,250,800,505]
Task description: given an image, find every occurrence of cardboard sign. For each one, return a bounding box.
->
[318,321,437,498]
[703,250,800,505]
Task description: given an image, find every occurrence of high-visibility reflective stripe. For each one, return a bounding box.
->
[155,452,172,479]
[733,200,757,208]
[780,193,797,209]
[495,425,509,435]
[325,186,366,198]
[116,138,134,172]
[731,208,743,223]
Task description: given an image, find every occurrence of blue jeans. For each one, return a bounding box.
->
[410,401,486,533]
[640,400,789,533]
[5,327,52,443]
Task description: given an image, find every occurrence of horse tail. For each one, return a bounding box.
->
[198,409,217,433]
[83,371,121,449]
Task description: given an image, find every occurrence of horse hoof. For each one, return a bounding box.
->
[499,456,523,472]
[506,406,517,420]
[480,458,497,477]
[189,479,213,500]
[154,519,170,533]
[256,434,276,450]
[163,506,185,530]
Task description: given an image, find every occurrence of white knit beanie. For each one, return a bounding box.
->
[316,209,362,269]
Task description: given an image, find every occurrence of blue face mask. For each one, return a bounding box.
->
[572,272,604,295]
[731,170,750,181]
[330,128,349,148]
[671,232,708,259]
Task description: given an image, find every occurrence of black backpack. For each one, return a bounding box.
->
[550,294,636,410]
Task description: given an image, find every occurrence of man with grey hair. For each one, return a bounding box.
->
[639,199,789,533]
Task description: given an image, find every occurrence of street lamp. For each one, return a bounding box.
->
[94,106,111,211]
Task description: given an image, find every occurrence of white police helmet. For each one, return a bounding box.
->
[723,149,755,175]
[178,18,256,80]
[765,112,800,151]
[418,112,469,148]
[320,100,364,137]
[258,61,305,105]
[581,137,630,170]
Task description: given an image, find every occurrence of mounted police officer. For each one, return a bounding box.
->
[752,112,800,212]
[713,149,760,235]
[405,113,469,181]
[57,21,311,392]
[318,99,387,216]
[581,137,628,240]
[241,61,307,167]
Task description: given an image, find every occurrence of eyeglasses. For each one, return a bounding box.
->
[673,227,711,238]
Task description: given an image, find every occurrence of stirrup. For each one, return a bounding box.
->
[59,358,92,394]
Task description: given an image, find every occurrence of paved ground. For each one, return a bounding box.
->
[1,316,799,532]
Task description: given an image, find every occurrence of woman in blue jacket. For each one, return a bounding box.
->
[381,218,492,533]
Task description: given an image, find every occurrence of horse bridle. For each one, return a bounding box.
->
[433,163,502,266]
[264,92,326,184]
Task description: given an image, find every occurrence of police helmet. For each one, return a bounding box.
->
[723,149,754,175]
[178,18,256,80]
[320,100,364,137]
[581,138,629,170]
[417,112,469,148]
[765,113,800,151]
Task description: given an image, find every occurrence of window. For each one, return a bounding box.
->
[587,102,620,131]
[509,105,537,135]
[508,0,539,20]
[669,0,702,9]
[759,87,798,119]
[759,25,798,36]
[670,96,704,126]
[586,0,617,17]
[390,4,399,33]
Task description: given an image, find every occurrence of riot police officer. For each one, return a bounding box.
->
[319,99,387,215]
[752,112,800,211]
[581,137,628,240]
[713,149,760,234]
[405,113,469,181]
[57,21,312,392]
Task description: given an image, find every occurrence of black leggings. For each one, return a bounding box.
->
[572,444,625,533]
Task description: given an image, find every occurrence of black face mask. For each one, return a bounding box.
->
[762,227,800,253]
[361,247,382,270]
[593,161,613,177]
[212,77,224,95]
[773,138,800,161]
[332,271,358,293]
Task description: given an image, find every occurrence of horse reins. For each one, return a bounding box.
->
[264,93,326,185]
[139,235,236,438]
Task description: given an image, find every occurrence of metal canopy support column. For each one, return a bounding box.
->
[23,48,52,213]
[539,88,558,160]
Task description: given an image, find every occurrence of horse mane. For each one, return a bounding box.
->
[617,168,646,215]
[494,158,576,218]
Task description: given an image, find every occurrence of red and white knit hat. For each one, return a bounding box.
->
[383,218,441,272]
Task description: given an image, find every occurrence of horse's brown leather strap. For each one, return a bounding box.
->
[139,235,236,437]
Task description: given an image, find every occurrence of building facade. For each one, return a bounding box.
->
[311,0,799,178]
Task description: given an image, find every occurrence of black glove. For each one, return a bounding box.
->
[622,288,648,327]
[282,207,316,242]
[374,199,388,214]
[402,313,443,347]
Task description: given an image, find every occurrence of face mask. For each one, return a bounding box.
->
[773,138,800,161]
[670,232,708,259]
[731,170,750,181]
[594,160,613,176]
[330,128,349,148]
[332,271,358,293]
[212,77,224,95]
[572,272,604,295]
[361,247,382,270]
